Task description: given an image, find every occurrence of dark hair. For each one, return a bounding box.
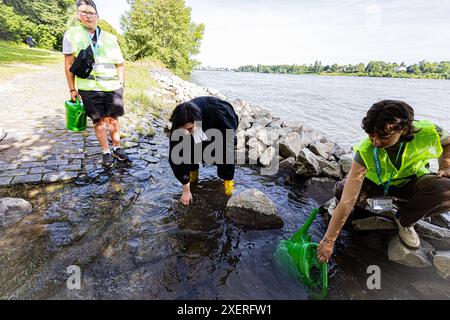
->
[362,100,415,141]
[170,101,202,132]
[76,0,97,12]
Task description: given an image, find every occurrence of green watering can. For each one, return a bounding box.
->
[65,98,87,132]
[276,208,328,299]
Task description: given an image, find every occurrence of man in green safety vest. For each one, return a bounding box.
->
[317,100,450,263]
[63,0,129,168]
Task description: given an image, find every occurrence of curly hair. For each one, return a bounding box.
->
[362,100,416,142]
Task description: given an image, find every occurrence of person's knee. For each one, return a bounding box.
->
[94,117,106,127]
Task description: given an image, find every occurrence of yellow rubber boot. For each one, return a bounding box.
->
[190,170,199,183]
[224,180,234,197]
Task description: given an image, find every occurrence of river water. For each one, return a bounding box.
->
[1,73,448,300]
[190,71,450,144]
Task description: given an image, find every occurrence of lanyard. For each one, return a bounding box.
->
[373,142,404,196]
[84,26,99,60]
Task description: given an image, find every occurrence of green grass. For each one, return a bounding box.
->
[0,41,62,82]
[0,41,61,65]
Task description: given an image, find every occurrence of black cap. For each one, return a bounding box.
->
[76,0,97,13]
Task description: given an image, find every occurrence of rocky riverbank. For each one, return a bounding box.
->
[149,66,450,288]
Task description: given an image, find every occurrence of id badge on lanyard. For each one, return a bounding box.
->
[368,142,404,213]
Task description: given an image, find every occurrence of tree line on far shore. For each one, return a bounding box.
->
[0,0,204,75]
[236,60,450,79]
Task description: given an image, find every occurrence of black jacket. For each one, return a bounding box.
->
[169,96,239,184]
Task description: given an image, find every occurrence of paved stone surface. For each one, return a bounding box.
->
[0,66,97,186]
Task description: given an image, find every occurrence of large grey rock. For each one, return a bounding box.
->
[278,157,296,175]
[388,236,434,268]
[244,123,263,139]
[226,189,283,229]
[298,126,319,147]
[256,128,281,146]
[433,251,450,281]
[430,213,450,229]
[255,117,272,127]
[279,132,303,158]
[0,198,33,228]
[294,148,321,177]
[316,157,342,179]
[238,118,252,131]
[309,137,335,159]
[415,220,450,250]
[352,216,397,231]
[333,143,353,158]
[247,137,266,163]
[339,153,353,174]
[259,146,277,167]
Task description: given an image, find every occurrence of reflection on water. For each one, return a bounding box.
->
[190,71,450,144]
[0,134,445,300]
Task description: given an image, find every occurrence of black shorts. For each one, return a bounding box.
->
[78,88,125,122]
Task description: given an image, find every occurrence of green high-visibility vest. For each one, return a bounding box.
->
[65,25,123,92]
[354,120,443,186]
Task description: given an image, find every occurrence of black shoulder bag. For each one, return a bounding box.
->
[69,27,101,79]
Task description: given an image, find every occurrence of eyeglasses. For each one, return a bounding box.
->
[78,10,97,18]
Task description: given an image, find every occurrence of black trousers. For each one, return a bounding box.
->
[335,174,450,227]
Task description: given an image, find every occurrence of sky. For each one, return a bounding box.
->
[94,0,450,68]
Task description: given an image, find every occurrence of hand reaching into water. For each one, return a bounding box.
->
[317,237,335,264]
[181,191,193,205]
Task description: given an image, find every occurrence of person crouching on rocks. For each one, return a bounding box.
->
[169,96,239,205]
[317,100,450,263]
[63,0,129,168]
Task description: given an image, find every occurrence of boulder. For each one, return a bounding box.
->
[430,213,450,229]
[316,157,343,179]
[333,143,353,158]
[278,157,296,176]
[226,189,283,229]
[415,220,450,250]
[309,137,335,159]
[247,137,266,163]
[387,236,434,268]
[279,132,303,158]
[338,153,353,174]
[294,148,321,177]
[352,216,397,231]
[259,146,277,167]
[255,117,272,127]
[0,198,33,228]
[238,118,252,131]
[298,126,319,146]
[244,123,263,139]
[433,251,450,281]
[256,128,281,146]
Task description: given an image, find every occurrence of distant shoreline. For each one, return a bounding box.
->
[193,69,449,80]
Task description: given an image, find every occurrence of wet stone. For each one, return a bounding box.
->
[130,170,152,181]
[12,174,43,184]
[64,153,85,159]
[141,155,160,164]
